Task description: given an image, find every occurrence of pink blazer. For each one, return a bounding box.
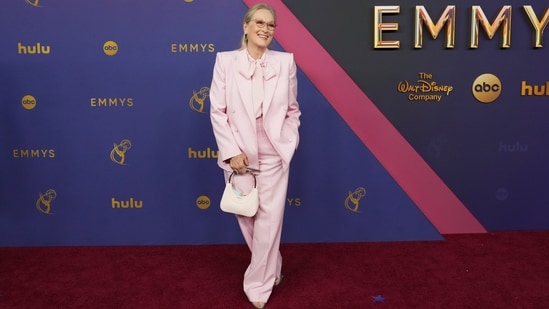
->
[210,49,301,171]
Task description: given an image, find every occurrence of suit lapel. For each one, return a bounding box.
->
[262,51,280,117]
[234,49,256,121]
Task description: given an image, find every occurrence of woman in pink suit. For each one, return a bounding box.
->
[209,3,300,308]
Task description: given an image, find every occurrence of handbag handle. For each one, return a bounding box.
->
[229,172,257,188]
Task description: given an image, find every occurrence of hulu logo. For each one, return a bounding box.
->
[111,198,143,209]
[17,42,50,55]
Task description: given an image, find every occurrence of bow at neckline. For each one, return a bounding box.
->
[238,57,276,80]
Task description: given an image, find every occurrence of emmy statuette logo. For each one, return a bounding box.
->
[189,87,209,113]
[25,0,41,7]
[36,189,57,214]
[345,187,366,213]
[110,139,132,165]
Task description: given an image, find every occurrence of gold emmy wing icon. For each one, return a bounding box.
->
[345,187,366,213]
[25,0,41,7]
[36,189,57,214]
[189,87,210,113]
[110,139,132,165]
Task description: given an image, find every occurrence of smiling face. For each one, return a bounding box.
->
[243,8,276,57]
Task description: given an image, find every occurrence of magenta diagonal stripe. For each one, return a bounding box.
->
[243,0,486,234]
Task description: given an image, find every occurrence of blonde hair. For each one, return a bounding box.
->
[240,3,277,49]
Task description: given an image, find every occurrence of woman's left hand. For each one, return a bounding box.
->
[229,153,249,174]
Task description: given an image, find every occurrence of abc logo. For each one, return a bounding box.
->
[196,195,211,210]
[472,73,502,103]
[22,95,37,110]
[103,41,118,56]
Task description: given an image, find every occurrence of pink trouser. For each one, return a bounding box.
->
[231,117,288,303]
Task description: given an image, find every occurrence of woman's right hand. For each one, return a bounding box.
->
[229,153,249,174]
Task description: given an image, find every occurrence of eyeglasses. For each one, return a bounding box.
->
[251,19,276,31]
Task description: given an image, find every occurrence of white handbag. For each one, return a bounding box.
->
[220,172,259,217]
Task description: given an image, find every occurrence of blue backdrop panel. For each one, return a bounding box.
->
[1,0,546,246]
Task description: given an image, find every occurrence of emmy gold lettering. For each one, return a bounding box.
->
[12,149,55,158]
[13,149,24,158]
[470,6,512,48]
[374,6,400,48]
[179,44,192,52]
[90,98,134,107]
[521,81,549,96]
[187,147,219,159]
[200,43,215,52]
[375,5,546,49]
[17,42,51,55]
[523,6,549,48]
[414,6,456,48]
[171,43,215,53]
[111,198,143,209]
[287,198,301,206]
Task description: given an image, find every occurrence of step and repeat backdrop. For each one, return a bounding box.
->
[1,0,547,246]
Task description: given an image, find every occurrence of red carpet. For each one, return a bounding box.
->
[1,231,548,308]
